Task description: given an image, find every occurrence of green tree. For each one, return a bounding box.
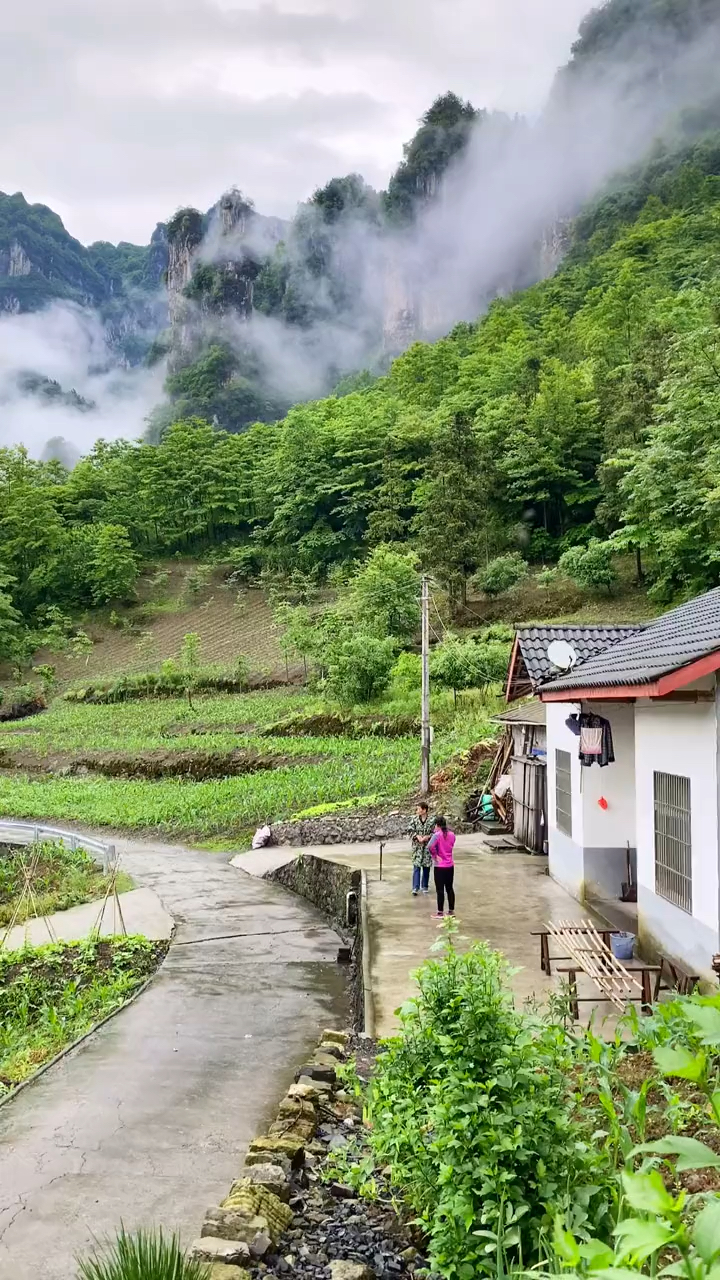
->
[341,546,420,642]
[0,576,23,662]
[474,552,528,597]
[413,414,492,612]
[89,525,139,604]
[327,633,396,705]
[558,539,617,593]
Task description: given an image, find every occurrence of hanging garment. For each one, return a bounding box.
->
[565,714,581,736]
[578,713,614,768]
[580,725,603,756]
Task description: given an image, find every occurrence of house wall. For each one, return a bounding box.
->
[547,701,637,902]
[546,702,584,897]
[634,697,719,979]
[581,702,637,900]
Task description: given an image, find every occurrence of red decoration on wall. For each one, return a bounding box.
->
[598,797,608,810]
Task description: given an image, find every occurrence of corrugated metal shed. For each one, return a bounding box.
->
[494,701,546,726]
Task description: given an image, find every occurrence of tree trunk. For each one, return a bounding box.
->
[635,546,644,584]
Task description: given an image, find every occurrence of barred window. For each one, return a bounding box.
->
[654,771,692,914]
[555,749,572,838]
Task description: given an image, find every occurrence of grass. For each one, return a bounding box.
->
[0,840,133,927]
[77,1227,210,1280]
[0,936,166,1092]
[0,687,499,840]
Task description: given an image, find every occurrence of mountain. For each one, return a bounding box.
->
[0,192,169,367]
[2,116,720,647]
[5,0,720,449]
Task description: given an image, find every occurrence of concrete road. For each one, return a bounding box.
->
[2,886,174,951]
[0,837,348,1280]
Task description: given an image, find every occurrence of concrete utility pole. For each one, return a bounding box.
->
[421,574,431,794]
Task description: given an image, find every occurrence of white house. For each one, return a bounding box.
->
[528,589,720,983]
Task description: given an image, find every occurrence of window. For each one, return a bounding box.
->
[654,771,692,914]
[555,749,572,837]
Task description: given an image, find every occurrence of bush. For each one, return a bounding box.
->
[367,932,613,1279]
[558,539,617,592]
[327,633,396,705]
[391,651,422,695]
[474,552,528,597]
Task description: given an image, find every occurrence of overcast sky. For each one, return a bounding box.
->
[1,0,595,246]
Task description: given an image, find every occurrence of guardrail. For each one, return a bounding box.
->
[0,821,115,873]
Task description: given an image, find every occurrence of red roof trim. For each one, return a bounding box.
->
[539,648,720,702]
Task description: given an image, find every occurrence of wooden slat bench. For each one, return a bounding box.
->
[543,919,660,1020]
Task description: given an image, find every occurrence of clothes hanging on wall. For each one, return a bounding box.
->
[565,712,615,767]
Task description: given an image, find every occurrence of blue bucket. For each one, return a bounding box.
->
[610,931,635,961]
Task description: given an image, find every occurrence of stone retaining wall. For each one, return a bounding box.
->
[271,811,410,847]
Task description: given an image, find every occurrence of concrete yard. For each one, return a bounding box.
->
[0,837,347,1280]
[240,836,617,1037]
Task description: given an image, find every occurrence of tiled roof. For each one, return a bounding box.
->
[494,701,546,725]
[542,588,720,691]
[517,625,643,688]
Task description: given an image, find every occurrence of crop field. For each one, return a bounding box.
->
[37,565,290,690]
[0,688,498,841]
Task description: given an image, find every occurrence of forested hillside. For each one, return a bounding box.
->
[2,117,720,664]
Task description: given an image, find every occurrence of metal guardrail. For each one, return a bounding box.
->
[0,821,115,873]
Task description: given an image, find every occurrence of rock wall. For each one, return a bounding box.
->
[271,811,411,847]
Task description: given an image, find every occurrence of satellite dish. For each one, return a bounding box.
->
[547,640,578,672]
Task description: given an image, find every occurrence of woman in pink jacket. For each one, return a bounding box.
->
[427,815,456,918]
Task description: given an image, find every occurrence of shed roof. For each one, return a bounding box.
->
[541,587,720,696]
[494,701,546,726]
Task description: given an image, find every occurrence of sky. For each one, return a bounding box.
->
[1,0,595,246]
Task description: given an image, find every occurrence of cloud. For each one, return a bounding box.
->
[0,0,594,242]
[0,304,165,456]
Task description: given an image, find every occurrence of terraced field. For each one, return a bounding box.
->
[0,689,497,842]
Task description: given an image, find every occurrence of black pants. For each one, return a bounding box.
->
[434,866,455,913]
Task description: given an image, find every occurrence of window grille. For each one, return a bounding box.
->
[654,771,692,914]
[555,749,572,837]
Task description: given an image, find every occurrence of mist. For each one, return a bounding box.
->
[199,1,720,404]
[0,303,166,459]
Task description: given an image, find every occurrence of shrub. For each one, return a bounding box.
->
[327,633,396,705]
[474,552,528,597]
[558,539,617,592]
[367,932,614,1279]
[430,636,510,702]
[77,1226,210,1280]
[391,651,422,695]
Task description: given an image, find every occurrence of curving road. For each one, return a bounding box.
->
[0,836,347,1280]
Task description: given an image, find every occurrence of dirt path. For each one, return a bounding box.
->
[0,835,347,1280]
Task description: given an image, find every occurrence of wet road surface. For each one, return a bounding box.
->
[0,837,347,1280]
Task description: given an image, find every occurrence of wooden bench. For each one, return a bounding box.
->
[653,954,700,999]
[542,919,660,1020]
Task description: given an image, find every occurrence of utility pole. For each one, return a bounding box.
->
[421,574,431,795]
